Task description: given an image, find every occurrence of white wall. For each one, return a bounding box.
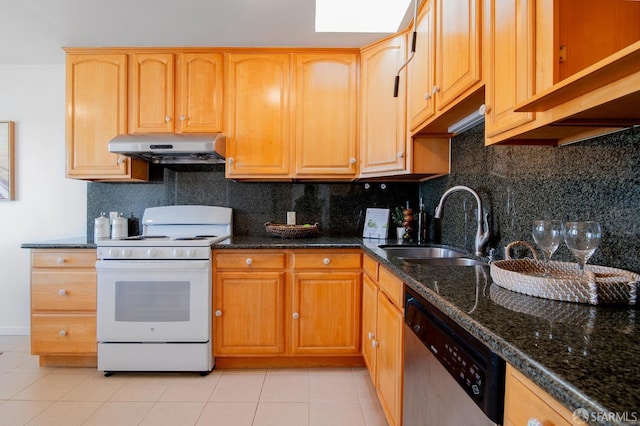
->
[0,65,86,335]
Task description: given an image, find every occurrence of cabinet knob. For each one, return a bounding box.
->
[323,258,330,265]
[367,332,375,340]
[215,310,222,317]
[228,157,234,164]
[56,257,66,265]
[479,104,489,115]
[58,289,67,296]
[527,419,543,426]
[397,152,404,159]
[350,157,356,165]
[246,258,253,265]
[293,312,300,319]
[165,116,172,122]
[424,92,431,100]
[432,85,440,94]
[372,340,379,348]
[59,330,67,337]
[180,115,186,121]
[117,156,125,165]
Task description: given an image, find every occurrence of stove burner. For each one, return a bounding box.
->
[122,235,169,240]
[173,237,207,241]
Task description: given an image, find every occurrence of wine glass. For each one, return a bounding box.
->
[564,221,601,273]
[532,220,564,276]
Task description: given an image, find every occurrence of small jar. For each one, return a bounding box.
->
[111,213,128,239]
[94,213,110,241]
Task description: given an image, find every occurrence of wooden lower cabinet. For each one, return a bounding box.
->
[504,364,582,426]
[212,249,363,367]
[214,271,286,355]
[362,254,404,426]
[29,249,97,367]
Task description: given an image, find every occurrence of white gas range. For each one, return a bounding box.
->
[95,205,232,376]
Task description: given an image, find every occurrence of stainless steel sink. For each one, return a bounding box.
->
[402,257,487,267]
[379,246,467,259]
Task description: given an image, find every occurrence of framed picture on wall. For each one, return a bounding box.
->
[0,121,15,201]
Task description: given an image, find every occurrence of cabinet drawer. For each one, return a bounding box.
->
[293,251,361,269]
[215,252,287,270]
[363,254,379,280]
[31,314,97,355]
[31,271,96,311]
[32,250,96,269]
[504,365,575,426]
[378,265,403,309]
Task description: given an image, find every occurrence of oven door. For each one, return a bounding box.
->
[96,260,211,342]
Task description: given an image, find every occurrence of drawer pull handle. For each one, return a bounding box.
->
[215,310,222,317]
[246,258,253,265]
[56,257,66,264]
[58,289,67,296]
[293,312,299,319]
[59,330,67,337]
[323,258,330,265]
[527,419,543,426]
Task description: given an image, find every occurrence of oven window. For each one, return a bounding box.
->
[115,281,190,322]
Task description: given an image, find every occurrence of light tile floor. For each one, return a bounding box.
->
[0,336,388,426]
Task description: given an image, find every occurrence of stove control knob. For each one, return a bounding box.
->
[186,249,197,258]
[108,249,119,257]
[122,248,132,258]
[146,249,157,258]
[173,249,184,258]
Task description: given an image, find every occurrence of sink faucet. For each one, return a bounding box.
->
[434,185,490,257]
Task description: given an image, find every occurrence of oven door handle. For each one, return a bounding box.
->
[96,260,211,271]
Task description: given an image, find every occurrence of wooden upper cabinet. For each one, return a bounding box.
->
[435,0,482,111]
[294,53,358,178]
[65,53,147,181]
[226,53,292,179]
[130,53,175,133]
[176,53,224,133]
[483,0,536,138]
[360,34,407,177]
[131,52,224,134]
[407,0,436,132]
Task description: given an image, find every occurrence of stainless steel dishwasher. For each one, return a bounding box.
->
[403,285,505,426]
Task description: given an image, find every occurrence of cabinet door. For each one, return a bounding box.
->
[226,53,292,178]
[176,53,224,133]
[435,0,481,111]
[362,274,378,380]
[294,53,358,178]
[360,34,407,176]
[214,271,286,355]
[66,54,146,181]
[376,290,404,426]
[484,0,536,138]
[408,0,436,132]
[130,53,175,133]
[291,272,361,354]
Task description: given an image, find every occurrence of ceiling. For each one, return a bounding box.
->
[0,0,413,65]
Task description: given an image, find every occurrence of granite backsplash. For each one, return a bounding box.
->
[420,124,640,274]
[88,124,640,273]
[87,168,418,240]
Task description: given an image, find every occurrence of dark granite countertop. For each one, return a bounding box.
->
[22,235,639,424]
[21,236,95,249]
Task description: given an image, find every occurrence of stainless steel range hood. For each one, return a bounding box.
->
[108,133,226,164]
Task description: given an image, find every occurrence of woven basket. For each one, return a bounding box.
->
[265,222,319,238]
[490,241,640,305]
